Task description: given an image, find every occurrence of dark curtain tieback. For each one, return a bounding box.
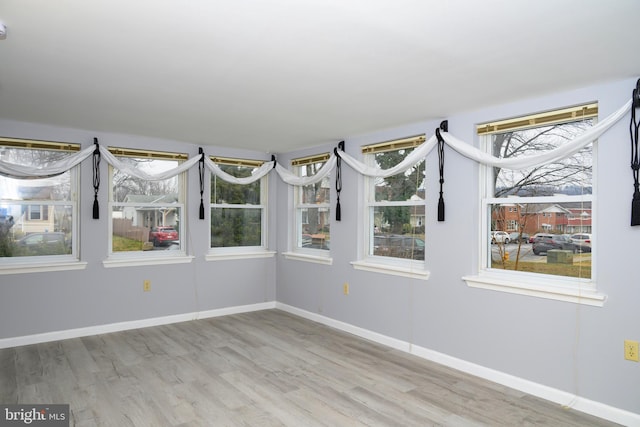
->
[198,147,205,220]
[92,138,101,219]
[436,121,448,222]
[334,141,344,221]
[631,80,640,225]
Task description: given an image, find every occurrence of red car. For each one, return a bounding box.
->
[149,226,178,247]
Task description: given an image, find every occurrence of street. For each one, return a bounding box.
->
[490,243,592,263]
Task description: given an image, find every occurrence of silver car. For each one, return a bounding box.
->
[491,231,510,244]
[570,233,592,253]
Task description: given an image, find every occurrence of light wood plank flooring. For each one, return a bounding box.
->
[0,309,620,426]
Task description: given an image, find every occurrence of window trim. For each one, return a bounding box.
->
[106,147,188,263]
[0,139,82,271]
[0,136,81,152]
[291,152,331,166]
[107,147,188,160]
[288,152,332,263]
[103,255,194,268]
[464,103,606,306]
[476,103,598,135]
[0,260,88,275]
[361,135,426,154]
[354,136,429,279]
[208,156,270,259]
[351,259,430,280]
[463,270,605,306]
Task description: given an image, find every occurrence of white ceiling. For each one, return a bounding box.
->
[0,0,639,153]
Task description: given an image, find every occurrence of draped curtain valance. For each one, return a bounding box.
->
[0,98,632,186]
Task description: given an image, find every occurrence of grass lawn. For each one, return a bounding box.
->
[492,254,591,279]
[112,235,145,252]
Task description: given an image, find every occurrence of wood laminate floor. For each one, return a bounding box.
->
[0,309,620,426]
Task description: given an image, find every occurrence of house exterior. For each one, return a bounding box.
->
[121,194,179,228]
[409,194,425,227]
[492,202,592,234]
[371,192,426,231]
[14,205,56,234]
[9,185,60,235]
[300,184,330,235]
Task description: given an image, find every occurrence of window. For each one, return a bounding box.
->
[465,103,605,305]
[353,135,428,279]
[108,148,187,260]
[292,153,331,253]
[0,138,79,265]
[209,157,267,254]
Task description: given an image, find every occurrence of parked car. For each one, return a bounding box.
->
[491,231,510,244]
[570,233,592,253]
[149,226,178,246]
[15,232,71,254]
[374,234,425,260]
[532,234,576,255]
[529,232,547,243]
[508,232,530,243]
[17,231,67,246]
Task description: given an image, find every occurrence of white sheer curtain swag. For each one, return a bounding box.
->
[275,154,337,186]
[335,99,630,177]
[99,146,200,181]
[204,156,274,185]
[336,135,437,177]
[0,99,631,182]
[0,144,95,179]
[441,99,631,169]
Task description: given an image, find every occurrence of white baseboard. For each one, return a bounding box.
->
[0,301,276,349]
[2,300,637,426]
[275,302,640,427]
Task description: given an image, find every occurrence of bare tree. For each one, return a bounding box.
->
[489,119,593,272]
[302,162,328,235]
[491,120,593,197]
[112,158,179,202]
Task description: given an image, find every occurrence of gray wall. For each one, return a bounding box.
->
[0,123,277,337]
[1,77,638,416]
[275,77,640,415]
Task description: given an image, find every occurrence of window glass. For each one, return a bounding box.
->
[210,161,265,249]
[482,109,594,279]
[365,144,425,261]
[109,153,185,254]
[0,145,76,260]
[293,155,330,251]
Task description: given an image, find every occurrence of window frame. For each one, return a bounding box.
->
[104,147,191,267]
[293,153,332,260]
[0,137,85,274]
[463,103,606,306]
[351,135,430,280]
[206,156,274,261]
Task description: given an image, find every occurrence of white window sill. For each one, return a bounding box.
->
[351,260,430,280]
[0,260,88,275]
[205,250,276,261]
[282,251,333,265]
[103,255,194,268]
[462,272,606,307]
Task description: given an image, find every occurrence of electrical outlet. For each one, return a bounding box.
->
[343,283,349,295]
[143,280,151,292]
[624,340,639,362]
